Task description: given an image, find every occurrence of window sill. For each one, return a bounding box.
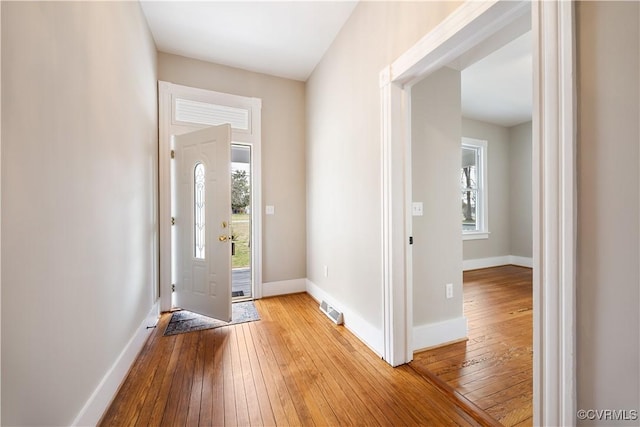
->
[463,232,490,241]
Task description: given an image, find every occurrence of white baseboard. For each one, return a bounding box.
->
[262,278,306,297]
[463,255,511,271]
[72,300,160,426]
[463,255,533,271]
[305,279,383,357]
[509,255,533,268]
[412,316,468,352]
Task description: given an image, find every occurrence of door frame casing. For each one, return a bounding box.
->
[159,81,263,312]
[379,1,576,425]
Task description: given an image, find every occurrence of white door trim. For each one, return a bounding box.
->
[159,81,263,312]
[379,1,576,425]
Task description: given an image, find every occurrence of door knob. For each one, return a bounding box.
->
[218,235,232,242]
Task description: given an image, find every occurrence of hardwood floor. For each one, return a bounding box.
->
[410,265,533,427]
[101,292,492,426]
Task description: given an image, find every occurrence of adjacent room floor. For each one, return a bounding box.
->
[100,293,493,426]
[410,265,533,427]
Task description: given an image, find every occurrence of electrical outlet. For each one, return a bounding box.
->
[323,265,329,278]
[445,283,453,299]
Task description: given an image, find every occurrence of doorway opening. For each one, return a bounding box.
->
[380,1,576,424]
[231,144,253,301]
[407,36,534,417]
[452,29,535,424]
[159,81,263,313]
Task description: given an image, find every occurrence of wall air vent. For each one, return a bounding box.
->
[320,300,344,325]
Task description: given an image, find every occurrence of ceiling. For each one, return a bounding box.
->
[461,31,532,127]
[140,1,358,81]
[140,1,531,127]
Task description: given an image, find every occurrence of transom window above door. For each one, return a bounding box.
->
[174,98,250,131]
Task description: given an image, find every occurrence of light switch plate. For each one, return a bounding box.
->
[266,205,275,215]
[412,202,424,216]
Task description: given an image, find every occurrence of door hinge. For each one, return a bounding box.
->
[170,150,175,159]
[409,236,414,245]
[172,284,175,292]
[171,217,176,226]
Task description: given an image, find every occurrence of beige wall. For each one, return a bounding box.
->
[158,53,306,283]
[411,68,464,325]
[508,121,532,258]
[576,1,640,422]
[306,0,461,333]
[1,2,158,425]
[462,118,511,260]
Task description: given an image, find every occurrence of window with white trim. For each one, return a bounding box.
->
[461,137,488,239]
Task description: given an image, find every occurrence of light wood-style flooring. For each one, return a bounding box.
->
[100,292,494,426]
[410,265,533,427]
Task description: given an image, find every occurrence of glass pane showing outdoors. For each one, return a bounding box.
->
[231,145,252,300]
[461,189,477,231]
[194,163,206,259]
[461,146,478,231]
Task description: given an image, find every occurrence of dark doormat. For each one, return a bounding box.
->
[232,290,244,297]
[164,301,260,336]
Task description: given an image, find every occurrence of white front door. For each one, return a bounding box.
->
[173,125,232,321]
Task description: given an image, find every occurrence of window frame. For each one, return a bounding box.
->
[461,137,489,240]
